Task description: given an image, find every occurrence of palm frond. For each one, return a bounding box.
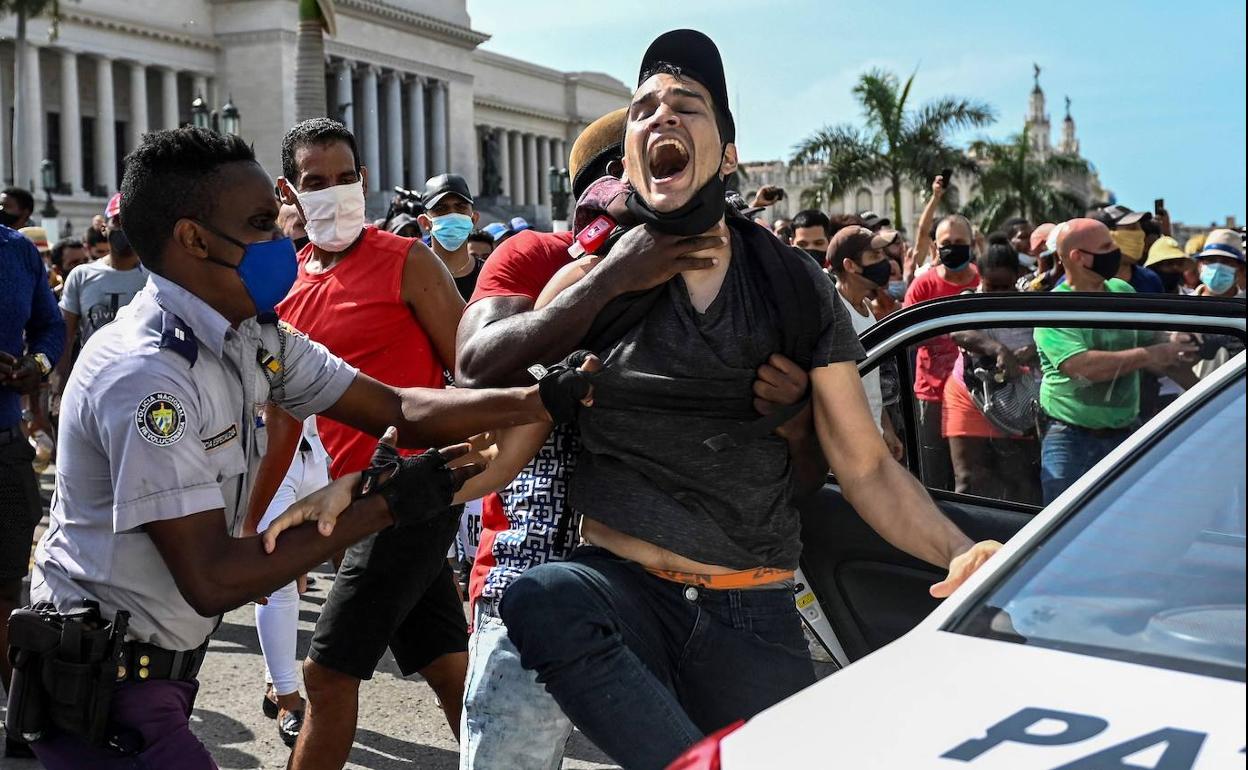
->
[852,69,901,140]
[910,97,996,137]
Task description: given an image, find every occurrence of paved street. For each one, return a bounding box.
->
[1,466,618,770]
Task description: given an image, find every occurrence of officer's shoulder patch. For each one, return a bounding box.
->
[158,311,199,367]
[135,392,188,446]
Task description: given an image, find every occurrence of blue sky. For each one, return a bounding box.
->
[467,0,1246,227]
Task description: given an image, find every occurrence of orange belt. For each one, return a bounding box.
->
[646,566,795,590]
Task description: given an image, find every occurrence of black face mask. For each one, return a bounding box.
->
[293,235,311,252]
[860,259,893,288]
[1087,248,1123,281]
[800,248,825,266]
[625,163,728,237]
[0,210,20,228]
[108,229,134,258]
[1157,269,1183,294]
[938,243,973,271]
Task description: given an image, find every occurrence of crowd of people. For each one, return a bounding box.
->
[754,169,1244,510]
[0,25,1244,770]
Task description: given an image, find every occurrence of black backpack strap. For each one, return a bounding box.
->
[703,218,822,451]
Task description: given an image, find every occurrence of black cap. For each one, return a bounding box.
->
[422,173,474,209]
[860,211,891,231]
[1098,203,1149,228]
[637,29,735,144]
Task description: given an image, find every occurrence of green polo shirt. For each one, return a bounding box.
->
[1034,279,1145,430]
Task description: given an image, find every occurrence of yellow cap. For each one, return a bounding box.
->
[1184,234,1206,256]
[1144,235,1192,268]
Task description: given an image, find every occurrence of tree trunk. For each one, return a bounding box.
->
[891,171,903,227]
[294,19,327,122]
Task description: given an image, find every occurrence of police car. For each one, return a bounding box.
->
[669,294,1246,770]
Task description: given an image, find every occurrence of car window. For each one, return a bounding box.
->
[894,322,1241,507]
[950,381,1246,681]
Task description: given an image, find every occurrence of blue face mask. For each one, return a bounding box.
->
[1199,262,1239,294]
[199,221,298,317]
[430,213,474,252]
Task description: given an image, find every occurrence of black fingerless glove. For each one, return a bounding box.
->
[529,350,596,424]
[355,442,455,528]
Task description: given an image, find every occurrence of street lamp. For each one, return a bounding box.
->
[220,95,241,135]
[40,160,58,218]
[40,159,61,242]
[191,93,211,130]
[548,166,571,230]
[190,92,242,136]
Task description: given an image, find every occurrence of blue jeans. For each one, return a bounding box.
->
[1040,421,1132,504]
[460,602,573,770]
[499,546,815,770]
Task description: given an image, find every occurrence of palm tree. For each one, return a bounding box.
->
[1,0,65,188]
[791,68,995,225]
[295,0,337,122]
[962,128,1090,232]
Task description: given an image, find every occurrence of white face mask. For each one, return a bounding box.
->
[296,181,366,252]
[1018,253,1037,270]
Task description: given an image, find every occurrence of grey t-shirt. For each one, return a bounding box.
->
[571,229,864,570]
[59,260,148,343]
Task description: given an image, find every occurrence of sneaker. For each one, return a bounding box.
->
[277,709,304,748]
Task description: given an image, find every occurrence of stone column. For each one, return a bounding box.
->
[537,135,551,206]
[553,139,567,172]
[127,62,148,151]
[359,65,380,192]
[0,61,8,185]
[161,67,180,130]
[192,74,209,103]
[59,50,83,194]
[523,133,538,206]
[95,56,117,195]
[496,127,511,203]
[16,41,44,192]
[508,130,523,204]
[406,75,426,187]
[430,80,448,176]
[333,60,354,131]
[384,71,403,191]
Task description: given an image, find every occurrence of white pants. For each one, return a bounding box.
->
[254,446,329,695]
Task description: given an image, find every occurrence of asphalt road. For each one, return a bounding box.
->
[1,466,618,770]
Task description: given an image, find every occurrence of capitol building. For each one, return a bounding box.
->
[0,0,631,238]
[741,72,1109,232]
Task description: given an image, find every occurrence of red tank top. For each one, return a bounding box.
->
[277,227,445,478]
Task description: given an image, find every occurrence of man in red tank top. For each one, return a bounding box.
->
[264,118,469,770]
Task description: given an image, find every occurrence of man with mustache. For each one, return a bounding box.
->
[497,30,1002,770]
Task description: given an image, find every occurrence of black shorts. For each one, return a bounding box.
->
[309,508,468,680]
[0,436,42,584]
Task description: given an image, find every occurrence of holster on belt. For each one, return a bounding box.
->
[5,600,129,746]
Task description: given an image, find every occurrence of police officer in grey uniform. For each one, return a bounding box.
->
[20,127,563,769]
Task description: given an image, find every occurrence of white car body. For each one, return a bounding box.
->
[718,353,1247,770]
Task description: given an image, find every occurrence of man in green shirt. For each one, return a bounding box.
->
[1035,219,1198,503]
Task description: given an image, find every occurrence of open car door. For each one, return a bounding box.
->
[797,292,1246,666]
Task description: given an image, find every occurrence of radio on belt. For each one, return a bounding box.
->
[568,215,616,258]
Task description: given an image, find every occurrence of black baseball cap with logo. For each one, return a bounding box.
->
[422,173,474,209]
[637,29,736,144]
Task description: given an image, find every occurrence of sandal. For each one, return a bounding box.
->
[262,686,280,720]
